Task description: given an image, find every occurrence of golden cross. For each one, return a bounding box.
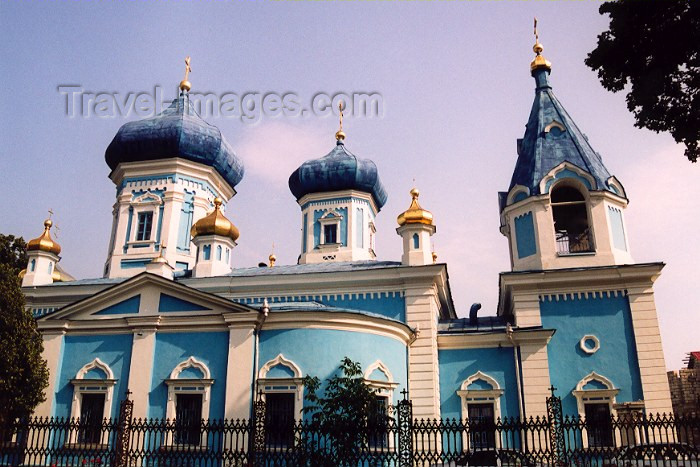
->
[184,56,192,82]
[48,208,54,219]
[338,101,344,132]
[534,17,539,44]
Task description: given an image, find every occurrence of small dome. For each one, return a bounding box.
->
[27,219,61,255]
[397,188,434,226]
[288,140,387,210]
[105,94,244,188]
[190,198,240,242]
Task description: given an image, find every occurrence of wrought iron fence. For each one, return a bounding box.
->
[1,392,699,466]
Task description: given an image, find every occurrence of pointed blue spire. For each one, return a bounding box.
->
[502,42,618,210]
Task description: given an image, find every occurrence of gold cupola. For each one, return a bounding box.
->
[27,219,62,255]
[190,197,240,242]
[530,18,552,73]
[397,188,434,227]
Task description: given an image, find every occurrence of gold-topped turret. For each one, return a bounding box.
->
[397,188,434,226]
[335,101,346,142]
[190,197,240,242]
[530,18,552,73]
[179,56,192,92]
[27,219,62,255]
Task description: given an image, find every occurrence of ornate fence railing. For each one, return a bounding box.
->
[1,392,699,466]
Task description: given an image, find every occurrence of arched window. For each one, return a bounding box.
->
[165,357,213,447]
[69,358,116,446]
[457,371,504,450]
[551,185,593,254]
[572,372,619,448]
[258,354,304,448]
[30,259,36,272]
[216,245,222,261]
[412,233,420,249]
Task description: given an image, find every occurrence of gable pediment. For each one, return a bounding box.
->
[42,272,256,322]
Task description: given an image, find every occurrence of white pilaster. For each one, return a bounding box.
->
[33,330,65,417]
[224,325,256,420]
[627,286,673,414]
[126,317,160,419]
[405,286,441,419]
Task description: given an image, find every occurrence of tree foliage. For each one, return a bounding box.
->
[585,0,700,162]
[302,357,389,466]
[0,234,28,273]
[0,254,48,422]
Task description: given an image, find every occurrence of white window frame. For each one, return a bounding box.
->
[457,371,504,450]
[164,356,214,448]
[128,193,162,250]
[319,210,342,246]
[257,354,304,419]
[69,358,116,446]
[572,372,620,448]
[364,360,399,450]
[257,354,304,450]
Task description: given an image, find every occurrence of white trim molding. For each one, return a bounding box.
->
[540,161,598,194]
[169,356,212,380]
[76,357,115,380]
[579,335,601,354]
[506,185,531,207]
[364,360,396,388]
[258,354,302,380]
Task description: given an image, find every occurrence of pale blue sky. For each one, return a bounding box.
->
[1,1,697,369]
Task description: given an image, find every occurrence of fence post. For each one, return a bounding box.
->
[251,391,266,467]
[113,390,134,467]
[397,389,413,467]
[546,385,566,467]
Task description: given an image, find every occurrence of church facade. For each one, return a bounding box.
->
[20,41,672,444]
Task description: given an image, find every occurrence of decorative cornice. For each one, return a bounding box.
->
[437,328,554,350]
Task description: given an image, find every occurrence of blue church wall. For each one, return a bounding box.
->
[148,332,229,420]
[540,293,643,415]
[53,334,133,418]
[258,329,408,407]
[93,295,141,315]
[338,207,348,246]
[514,211,536,258]
[236,293,406,322]
[313,210,323,248]
[437,347,519,420]
[316,293,405,322]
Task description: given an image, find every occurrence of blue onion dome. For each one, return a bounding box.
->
[105,94,244,188]
[288,140,388,210]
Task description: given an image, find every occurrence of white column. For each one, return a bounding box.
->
[405,287,441,419]
[627,286,673,414]
[224,325,256,420]
[518,341,552,417]
[33,329,65,417]
[126,317,160,419]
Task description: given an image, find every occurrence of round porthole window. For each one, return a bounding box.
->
[580,335,600,354]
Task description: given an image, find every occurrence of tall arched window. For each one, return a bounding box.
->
[551,185,593,254]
